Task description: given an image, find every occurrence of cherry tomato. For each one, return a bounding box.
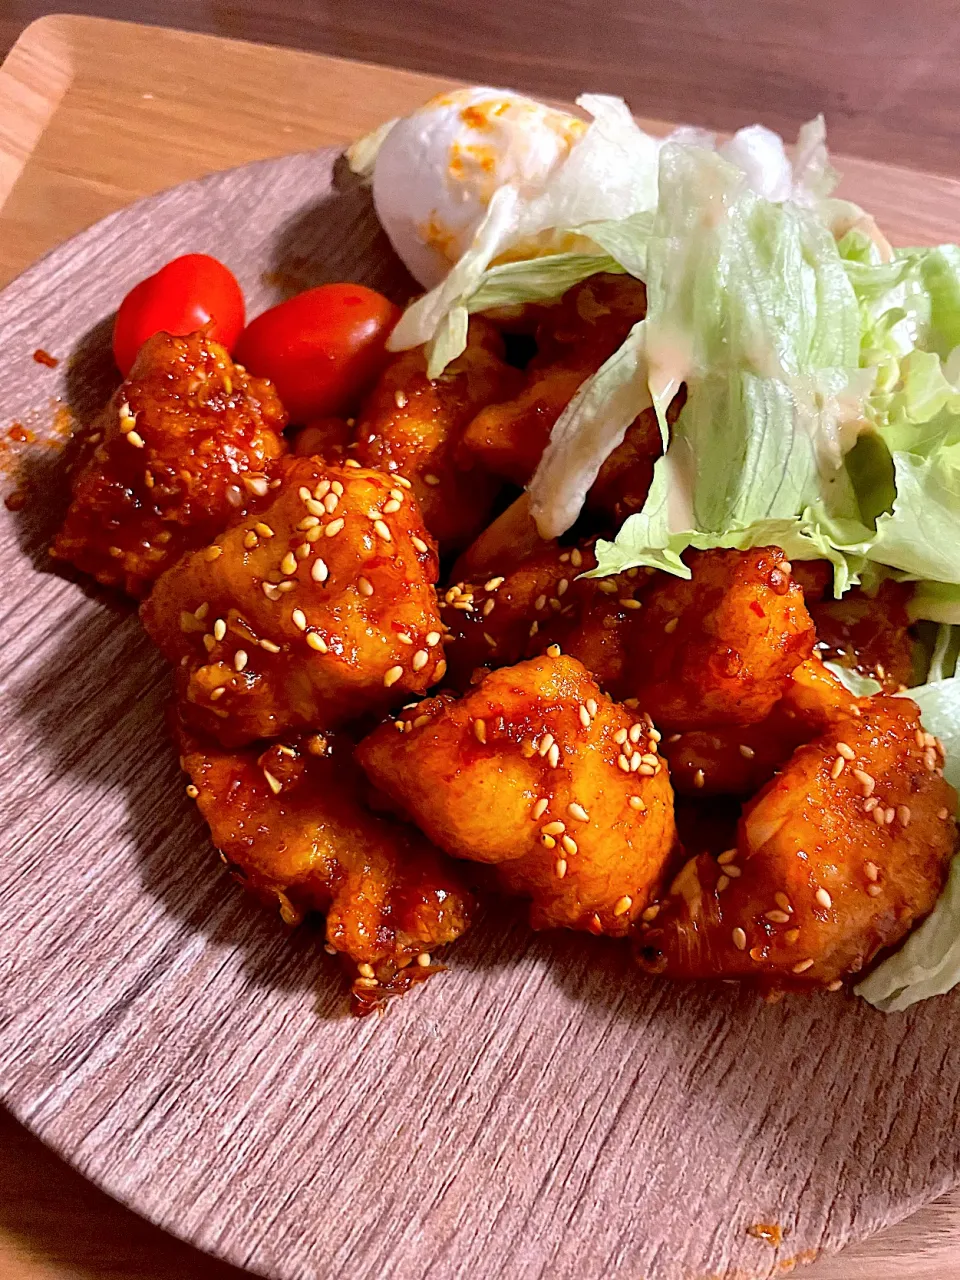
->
[234,283,401,422]
[112,254,245,376]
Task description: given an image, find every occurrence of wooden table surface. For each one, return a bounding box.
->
[3,9,960,1280]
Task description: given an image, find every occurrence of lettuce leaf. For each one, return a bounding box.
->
[570,142,874,583]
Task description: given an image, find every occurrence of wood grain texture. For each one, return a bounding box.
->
[1,142,960,1280]
[7,0,960,179]
[2,14,960,1280]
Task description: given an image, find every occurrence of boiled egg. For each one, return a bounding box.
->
[371,86,586,288]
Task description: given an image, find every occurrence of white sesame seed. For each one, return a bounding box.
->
[424,473,440,486]
[693,768,705,789]
[557,578,569,596]
[617,754,631,773]
[254,523,275,539]
[546,643,561,658]
[555,858,568,879]
[243,475,269,497]
[259,638,281,653]
[426,631,441,646]
[866,883,883,897]
[263,770,282,795]
[835,741,855,760]
[357,575,374,597]
[291,608,307,631]
[765,909,791,924]
[397,633,413,645]
[243,531,259,550]
[897,804,911,827]
[548,743,560,769]
[532,798,549,821]
[541,833,556,850]
[204,545,223,562]
[613,895,632,916]
[774,892,792,912]
[852,769,875,796]
[234,649,248,672]
[614,728,628,745]
[542,820,565,836]
[535,594,548,612]
[664,617,679,634]
[938,807,951,820]
[482,598,496,617]
[717,875,730,892]
[324,492,340,513]
[827,979,843,992]
[326,518,345,537]
[872,805,887,826]
[298,486,312,501]
[473,718,487,744]
[628,723,643,744]
[864,861,880,882]
[567,802,589,822]
[724,865,742,878]
[538,733,555,757]
[561,834,578,855]
[863,797,878,812]
[718,848,738,865]
[412,649,429,671]
[262,582,281,601]
[412,536,429,554]
[738,744,756,759]
[280,551,297,576]
[884,806,896,825]
[830,755,846,780]
[816,888,832,909]
[311,559,329,583]
[578,704,591,728]
[628,795,645,811]
[641,904,660,922]
[211,618,226,642]
[384,665,404,687]
[306,632,328,652]
[415,951,432,967]
[792,958,815,974]
[185,784,199,799]
[126,430,145,448]
[202,634,216,652]
[732,928,747,951]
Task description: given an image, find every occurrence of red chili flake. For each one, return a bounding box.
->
[7,424,34,444]
[749,600,765,617]
[33,348,59,367]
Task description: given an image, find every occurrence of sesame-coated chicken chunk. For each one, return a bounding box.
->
[465,275,655,488]
[795,562,916,693]
[440,539,650,692]
[628,547,816,730]
[141,457,446,745]
[636,695,958,991]
[179,725,474,1014]
[661,658,857,797]
[354,317,522,554]
[52,331,287,597]
[356,653,679,936]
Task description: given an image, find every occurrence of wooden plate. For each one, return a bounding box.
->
[1,146,959,1280]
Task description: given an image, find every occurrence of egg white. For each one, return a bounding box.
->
[372,86,585,289]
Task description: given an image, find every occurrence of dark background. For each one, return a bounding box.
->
[3,0,960,174]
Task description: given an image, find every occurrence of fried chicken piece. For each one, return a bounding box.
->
[628,547,816,730]
[461,274,650,489]
[440,539,651,692]
[662,658,857,796]
[353,317,522,554]
[794,562,916,693]
[142,457,445,745]
[52,331,287,597]
[292,416,354,462]
[637,695,958,991]
[357,653,679,935]
[179,725,473,1014]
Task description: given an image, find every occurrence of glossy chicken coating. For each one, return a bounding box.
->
[142,457,446,745]
[52,331,287,597]
[628,547,816,730]
[179,726,473,1014]
[795,562,915,693]
[440,539,650,692]
[637,695,958,991]
[357,653,679,935]
[292,416,354,462]
[662,658,857,797]
[354,317,521,553]
[461,274,650,489]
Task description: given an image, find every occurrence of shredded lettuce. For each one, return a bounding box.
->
[563,142,874,584]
